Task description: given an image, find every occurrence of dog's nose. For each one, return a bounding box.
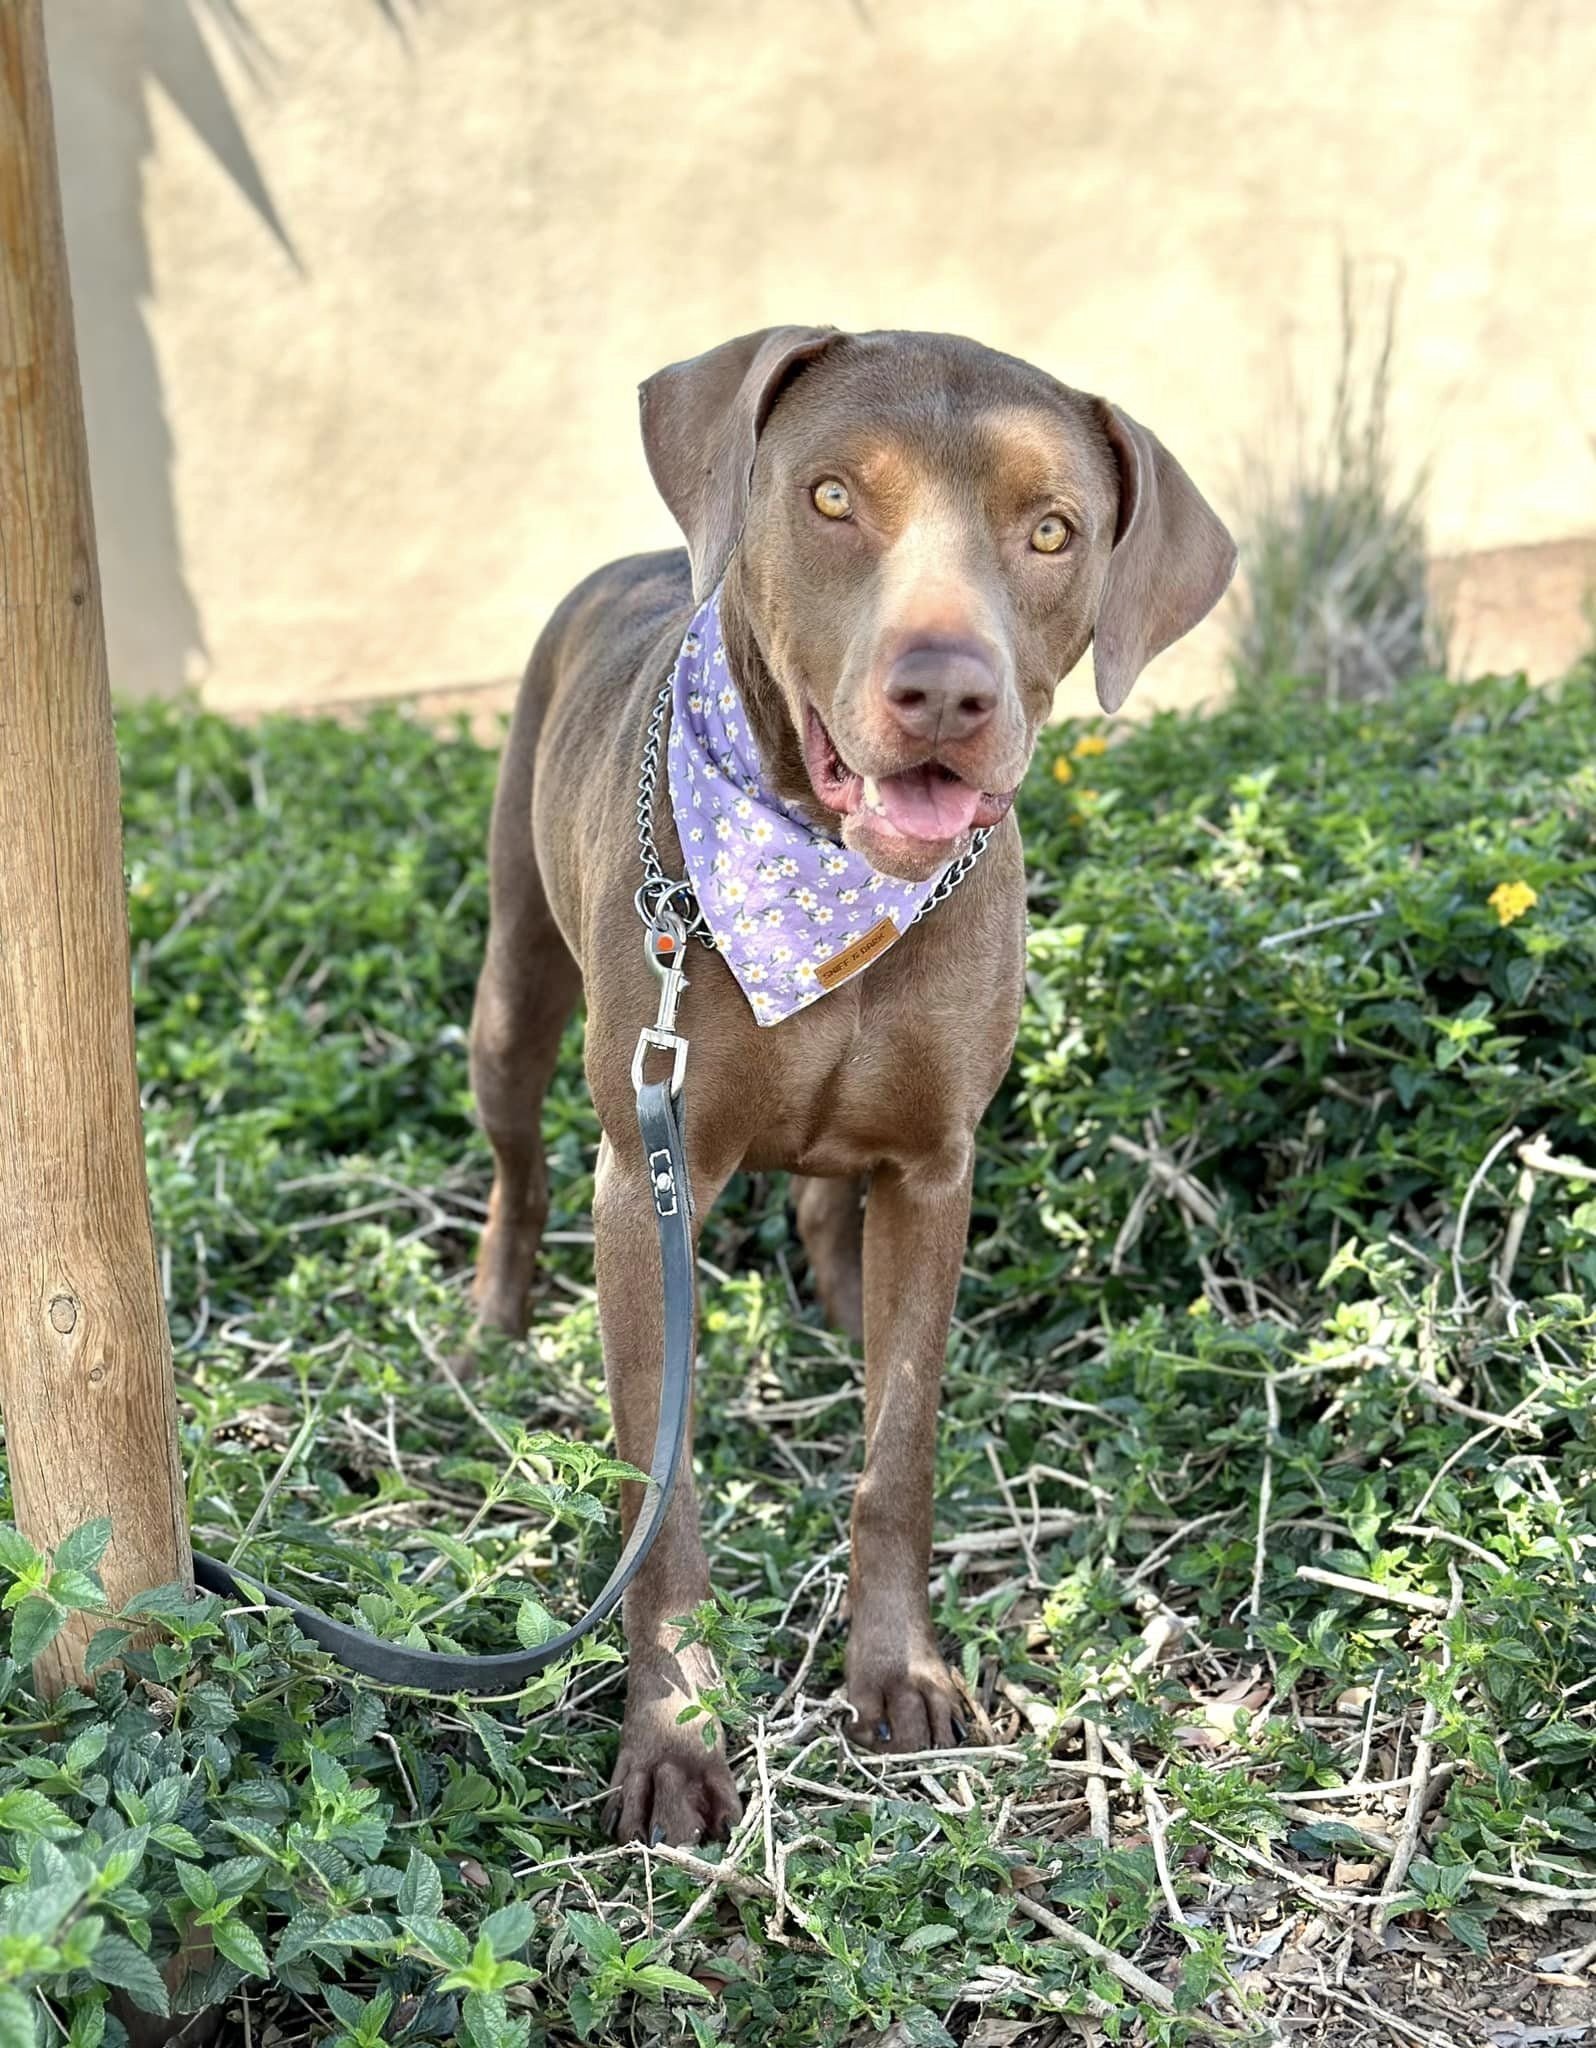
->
[881,639,998,743]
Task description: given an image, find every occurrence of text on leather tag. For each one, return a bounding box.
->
[814,916,901,991]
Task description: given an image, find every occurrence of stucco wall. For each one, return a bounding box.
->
[45,0,1596,719]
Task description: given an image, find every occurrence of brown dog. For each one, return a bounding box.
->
[468,327,1234,1847]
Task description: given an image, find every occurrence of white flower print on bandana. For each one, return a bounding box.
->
[666,589,949,1025]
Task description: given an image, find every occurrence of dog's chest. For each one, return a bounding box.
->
[731,961,1019,1178]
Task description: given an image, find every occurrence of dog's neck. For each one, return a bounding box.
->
[716,569,832,834]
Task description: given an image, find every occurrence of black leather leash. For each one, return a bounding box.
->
[191,901,698,1696]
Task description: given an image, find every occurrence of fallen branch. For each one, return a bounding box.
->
[1184,1819,1369,1916]
[1472,1870,1596,1905]
[1380,1565,1463,1913]
[1451,1124,1523,1311]
[1142,1776,1202,1952]
[1272,1773,1412,1805]
[636,1843,775,1903]
[933,1510,1181,1557]
[1011,1892,1252,2038]
[1082,1720,1111,1845]
[1259,901,1385,951]
[1312,1982,1453,2048]
[1295,1565,1450,1616]
[1517,1137,1596,1184]
[1106,1133,1222,1230]
[1248,1367,1280,1640]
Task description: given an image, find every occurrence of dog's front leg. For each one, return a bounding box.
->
[594,1133,741,1846]
[846,1152,972,1753]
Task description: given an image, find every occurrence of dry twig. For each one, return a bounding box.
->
[1379,1564,1463,1911]
[1294,1565,1450,1616]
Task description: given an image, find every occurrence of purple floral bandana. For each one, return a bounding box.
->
[666,590,949,1026]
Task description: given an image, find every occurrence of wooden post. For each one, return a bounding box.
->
[0,0,190,1694]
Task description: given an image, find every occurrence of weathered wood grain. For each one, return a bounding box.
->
[0,0,188,1694]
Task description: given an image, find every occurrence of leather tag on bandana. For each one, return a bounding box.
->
[815,916,901,991]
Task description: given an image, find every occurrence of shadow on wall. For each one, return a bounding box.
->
[45,0,412,699]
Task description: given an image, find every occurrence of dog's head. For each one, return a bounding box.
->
[641,327,1235,882]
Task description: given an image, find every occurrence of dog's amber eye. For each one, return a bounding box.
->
[1031,515,1071,554]
[812,479,852,520]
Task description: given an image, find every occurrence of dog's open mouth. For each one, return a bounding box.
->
[803,706,1016,849]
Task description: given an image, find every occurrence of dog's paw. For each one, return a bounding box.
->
[604,1729,740,1846]
[846,1646,968,1754]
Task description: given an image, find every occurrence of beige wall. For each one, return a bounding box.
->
[46,0,1596,720]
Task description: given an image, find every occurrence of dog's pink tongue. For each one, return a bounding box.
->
[876,768,983,842]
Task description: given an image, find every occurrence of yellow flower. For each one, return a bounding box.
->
[1187,1297,1212,1318]
[1488,880,1538,926]
[1051,756,1074,784]
[1072,733,1109,759]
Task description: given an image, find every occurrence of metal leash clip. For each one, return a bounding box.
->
[631,894,690,1099]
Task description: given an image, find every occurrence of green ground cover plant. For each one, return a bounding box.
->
[2,660,1595,2045]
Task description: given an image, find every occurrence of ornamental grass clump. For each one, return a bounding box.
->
[1231,267,1444,702]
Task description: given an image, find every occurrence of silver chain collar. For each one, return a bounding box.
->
[635,680,717,943]
[635,676,993,950]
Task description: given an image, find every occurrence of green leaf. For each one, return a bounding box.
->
[120,1582,196,1623]
[0,1789,77,1839]
[1445,1905,1493,1955]
[632,1964,711,1999]
[211,1917,271,1979]
[461,1989,526,2048]
[150,1823,204,1859]
[307,1747,351,1797]
[515,1599,558,1649]
[0,1987,37,2048]
[316,1914,395,1950]
[0,1529,42,1580]
[65,1724,111,1773]
[1288,1820,1373,1857]
[5,1871,90,1939]
[93,1821,149,1891]
[58,1913,105,1970]
[401,1914,469,1966]
[53,1519,113,1576]
[323,1986,367,2027]
[173,1859,218,1912]
[207,1853,268,1900]
[397,1847,444,1919]
[46,1569,107,1612]
[563,1909,622,1965]
[481,1901,534,1959]
[274,1911,394,1965]
[324,1985,393,2036]
[273,1912,333,1967]
[469,1707,512,1777]
[89,1932,170,2015]
[568,1985,601,2043]
[65,1996,105,2048]
[84,1626,134,1673]
[439,1931,503,1996]
[9,1597,66,1668]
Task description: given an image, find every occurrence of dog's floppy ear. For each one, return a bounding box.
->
[1090,401,1237,712]
[640,326,840,598]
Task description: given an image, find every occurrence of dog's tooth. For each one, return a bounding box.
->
[862,776,881,811]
